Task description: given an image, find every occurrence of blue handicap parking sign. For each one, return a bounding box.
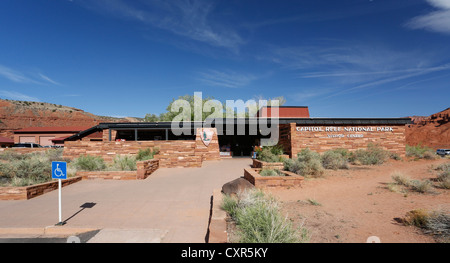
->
[52,161,67,180]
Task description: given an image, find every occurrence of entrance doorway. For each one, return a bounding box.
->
[218,135,260,157]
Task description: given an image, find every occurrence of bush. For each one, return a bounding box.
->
[295,148,324,177]
[406,144,437,159]
[436,164,450,189]
[136,147,159,161]
[71,155,106,171]
[111,155,137,171]
[260,169,284,177]
[223,189,308,243]
[390,172,434,194]
[257,148,282,163]
[321,149,349,170]
[391,172,411,186]
[403,209,450,242]
[350,144,389,165]
[283,149,324,178]
[0,155,51,186]
[0,149,68,187]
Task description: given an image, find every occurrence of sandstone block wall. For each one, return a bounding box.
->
[286,123,407,157]
[244,168,303,189]
[0,176,82,200]
[64,128,221,168]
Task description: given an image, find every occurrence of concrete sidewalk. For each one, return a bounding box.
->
[0,158,251,243]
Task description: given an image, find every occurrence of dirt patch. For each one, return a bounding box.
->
[266,158,450,243]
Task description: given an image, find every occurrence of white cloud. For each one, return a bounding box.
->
[0,65,34,83]
[427,0,450,9]
[406,0,450,34]
[78,0,243,50]
[0,90,40,102]
[0,65,61,86]
[196,70,257,88]
[39,73,61,85]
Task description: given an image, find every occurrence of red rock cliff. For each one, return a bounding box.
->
[405,107,450,149]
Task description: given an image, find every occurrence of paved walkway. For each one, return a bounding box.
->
[0,158,251,243]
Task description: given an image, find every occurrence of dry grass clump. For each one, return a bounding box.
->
[283,148,324,178]
[389,172,435,194]
[0,149,67,187]
[402,209,449,242]
[406,144,438,160]
[221,189,309,243]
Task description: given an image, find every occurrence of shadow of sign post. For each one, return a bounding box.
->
[63,202,97,224]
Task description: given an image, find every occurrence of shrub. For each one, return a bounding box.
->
[257,148,282,163]
[390,172,434,194]
[437,169,450,189]
[260,169,284,177]
[403,209,450,242]
[221,194,239,218]
[71,155,106,171]
[403,209,430,228]
[0,155,51,186]
[111,155,137,171]
[224,189,308,243]
[0,151,26,161]
[350,144,389,165]
[410,179,434,193]
[295,148,324,177]
[136,147,159,161]
[283,149,324,178]
[406,144,437,159]
[321,150,349,170]
[256,145,285,163]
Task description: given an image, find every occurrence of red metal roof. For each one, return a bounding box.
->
[0,136,14,143]
[257,106,310,118]
[14,126,92,133]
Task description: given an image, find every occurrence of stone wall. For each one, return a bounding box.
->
[287,123,407,157]
[77,158,160,180]
[136,159,159,179]
[251,159,285,170]
[64,128,220,168]
[0,176,82,200]
[244,168,303,189]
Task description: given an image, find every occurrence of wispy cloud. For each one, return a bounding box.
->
[405,0,450,34]
[0,64,61,86]
[0,90,40,102]
[0,65,37,84]
[38,73,61,86]
[78,0,244,51]
[196,70,257,88]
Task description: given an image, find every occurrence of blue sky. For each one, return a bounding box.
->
[0,0,449,118]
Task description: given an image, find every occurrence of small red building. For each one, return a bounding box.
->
[0,136,14,148]
[13,126,97,146]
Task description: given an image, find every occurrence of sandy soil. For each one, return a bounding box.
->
[266,158,450,243]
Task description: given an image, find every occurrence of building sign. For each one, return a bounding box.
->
[201,128,215,147]
[296,126,394,139]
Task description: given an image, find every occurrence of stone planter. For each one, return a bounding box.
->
[0,176,82,200]
[251,159,285,170]
[244,168,303,189]
[78,159,159,180]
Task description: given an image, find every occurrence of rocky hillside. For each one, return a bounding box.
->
[0,99,141,139]
[406,107,450,149]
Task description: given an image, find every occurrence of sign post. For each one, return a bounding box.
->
[52,161,67,226]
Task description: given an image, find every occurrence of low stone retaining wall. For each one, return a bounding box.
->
[207,189,228,243]
[77,159,159,180]
[0,176,82,200]
[244,168,304,189]
[0,148,53,154]
[252,159,285,170]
